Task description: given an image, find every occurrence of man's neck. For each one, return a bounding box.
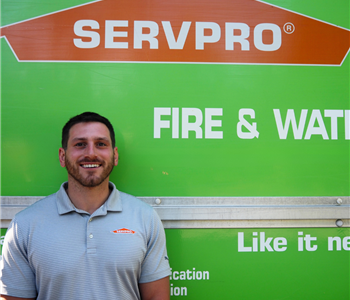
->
[65,177,111,214]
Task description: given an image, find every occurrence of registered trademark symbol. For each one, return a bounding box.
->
[283,22,295,34]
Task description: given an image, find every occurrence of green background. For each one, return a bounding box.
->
[1,0,349,197]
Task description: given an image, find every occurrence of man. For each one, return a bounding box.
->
[0,112,171,300]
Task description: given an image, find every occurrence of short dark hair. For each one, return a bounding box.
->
[62,112,116,149]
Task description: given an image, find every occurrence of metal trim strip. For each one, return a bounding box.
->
[1,196,349,228]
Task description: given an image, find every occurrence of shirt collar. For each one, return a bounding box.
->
[56,182,122,215]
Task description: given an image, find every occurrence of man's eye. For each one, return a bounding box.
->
[75,142,85,147]
[97,142,107,147]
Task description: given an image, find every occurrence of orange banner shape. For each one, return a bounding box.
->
[1,0,349,65]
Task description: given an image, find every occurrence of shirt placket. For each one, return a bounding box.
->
[86,216,97,254]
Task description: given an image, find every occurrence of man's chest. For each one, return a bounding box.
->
[27,212,148,279]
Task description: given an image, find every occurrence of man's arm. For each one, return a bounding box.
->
[139,277,170,300]
[1,296,35,300]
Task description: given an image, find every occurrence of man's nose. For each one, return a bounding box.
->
[85,143,97,157]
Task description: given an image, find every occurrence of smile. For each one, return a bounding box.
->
[81,164,101,168]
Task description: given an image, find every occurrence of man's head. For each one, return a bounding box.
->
[62,112,115,150]
[59,112,118,188]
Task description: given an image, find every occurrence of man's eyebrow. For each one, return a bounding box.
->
[95,137,110,142]
[71,137,110,142]
[71,137,87,142]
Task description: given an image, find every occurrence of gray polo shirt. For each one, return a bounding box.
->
[0,182,171,299]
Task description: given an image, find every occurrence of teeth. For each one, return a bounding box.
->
[82,164,100,168]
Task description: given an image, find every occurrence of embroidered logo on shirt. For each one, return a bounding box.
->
[111,228,136,234]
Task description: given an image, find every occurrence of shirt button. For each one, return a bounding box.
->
[89,218,93,222]
[89,234,93,239]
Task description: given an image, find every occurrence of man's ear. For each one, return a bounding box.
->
[59,148,66,167]
[114,147,119,166]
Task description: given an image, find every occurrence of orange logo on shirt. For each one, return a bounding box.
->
[112,228,136,234]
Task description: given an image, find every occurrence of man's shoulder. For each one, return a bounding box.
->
[115,191,165,237]
[116,191,161,223]
[13,192,58,223]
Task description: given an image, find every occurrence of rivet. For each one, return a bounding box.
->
[336,198,342,205]
[336,219,343,227]
[155,198,162,205]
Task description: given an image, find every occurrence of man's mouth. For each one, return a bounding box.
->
[80,163,101,168]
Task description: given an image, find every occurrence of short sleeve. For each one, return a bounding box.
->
[0,219,37,298]
[138,210,171,283]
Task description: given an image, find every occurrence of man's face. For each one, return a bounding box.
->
[59,122,118,188]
